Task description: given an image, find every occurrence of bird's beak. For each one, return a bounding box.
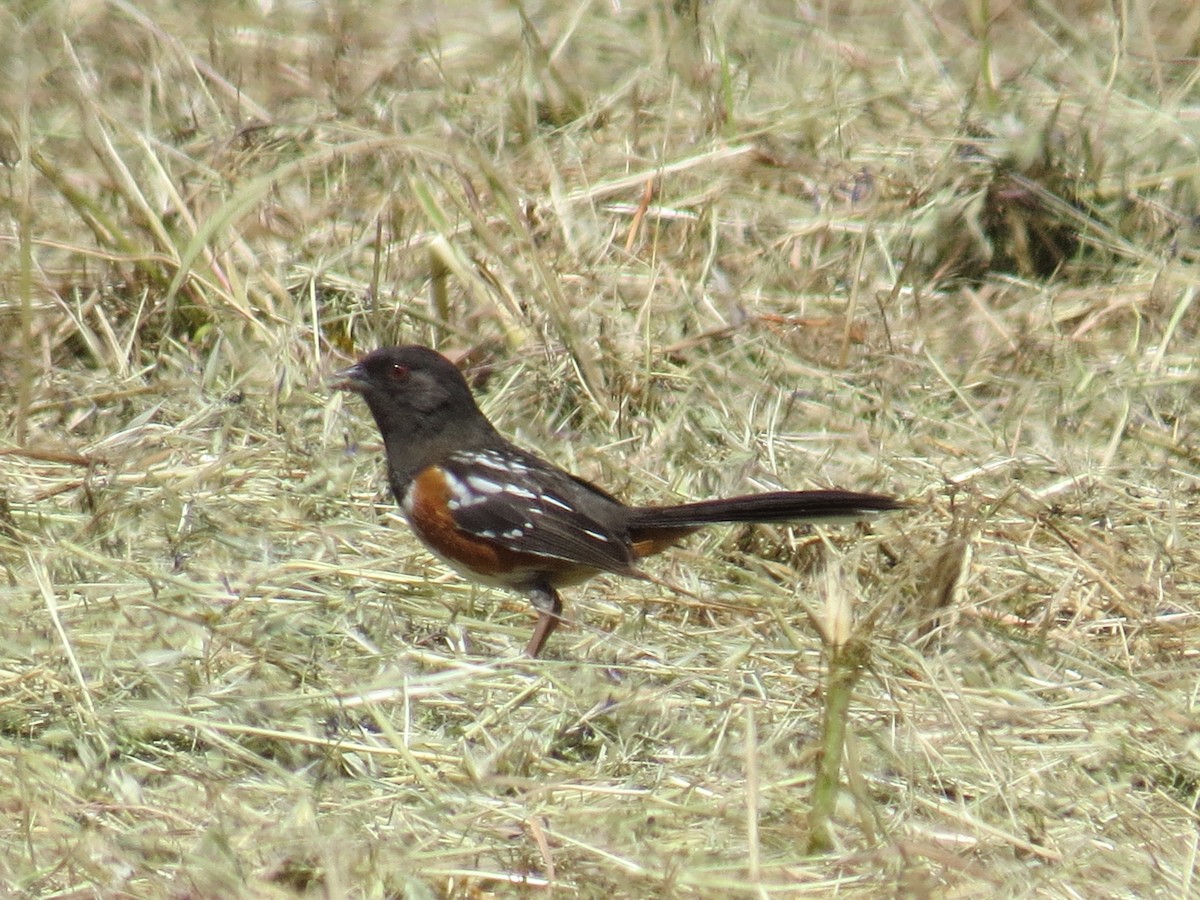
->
[331,362,368,393]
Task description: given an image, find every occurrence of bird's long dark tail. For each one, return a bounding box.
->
[627,490,904,530]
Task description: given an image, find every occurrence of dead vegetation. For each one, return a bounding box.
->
[1,0,1198,896]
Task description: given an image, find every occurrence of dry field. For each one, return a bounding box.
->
[2,0,1199,896]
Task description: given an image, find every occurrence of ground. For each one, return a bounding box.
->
[1,0,1198,896]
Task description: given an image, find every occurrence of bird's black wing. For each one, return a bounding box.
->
[439,449,639,576]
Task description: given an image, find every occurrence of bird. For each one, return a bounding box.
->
[333,345,904,657]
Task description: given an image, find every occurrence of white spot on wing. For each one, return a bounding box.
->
[455,449,531,475]
[466,475,505,494]
[441,471,487,509]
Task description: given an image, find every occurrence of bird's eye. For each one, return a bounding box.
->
[388,363,410,382]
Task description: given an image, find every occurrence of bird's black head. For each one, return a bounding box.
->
[334,346,498,479]
[334,345,475,410]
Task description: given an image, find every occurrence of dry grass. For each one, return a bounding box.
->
[2,0,1199,895]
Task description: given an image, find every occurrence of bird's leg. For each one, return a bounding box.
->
[525,586,563,658]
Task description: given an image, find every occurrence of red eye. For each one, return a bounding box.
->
[388,363,410,382]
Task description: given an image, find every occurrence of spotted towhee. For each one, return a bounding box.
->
[334,346,905,657]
